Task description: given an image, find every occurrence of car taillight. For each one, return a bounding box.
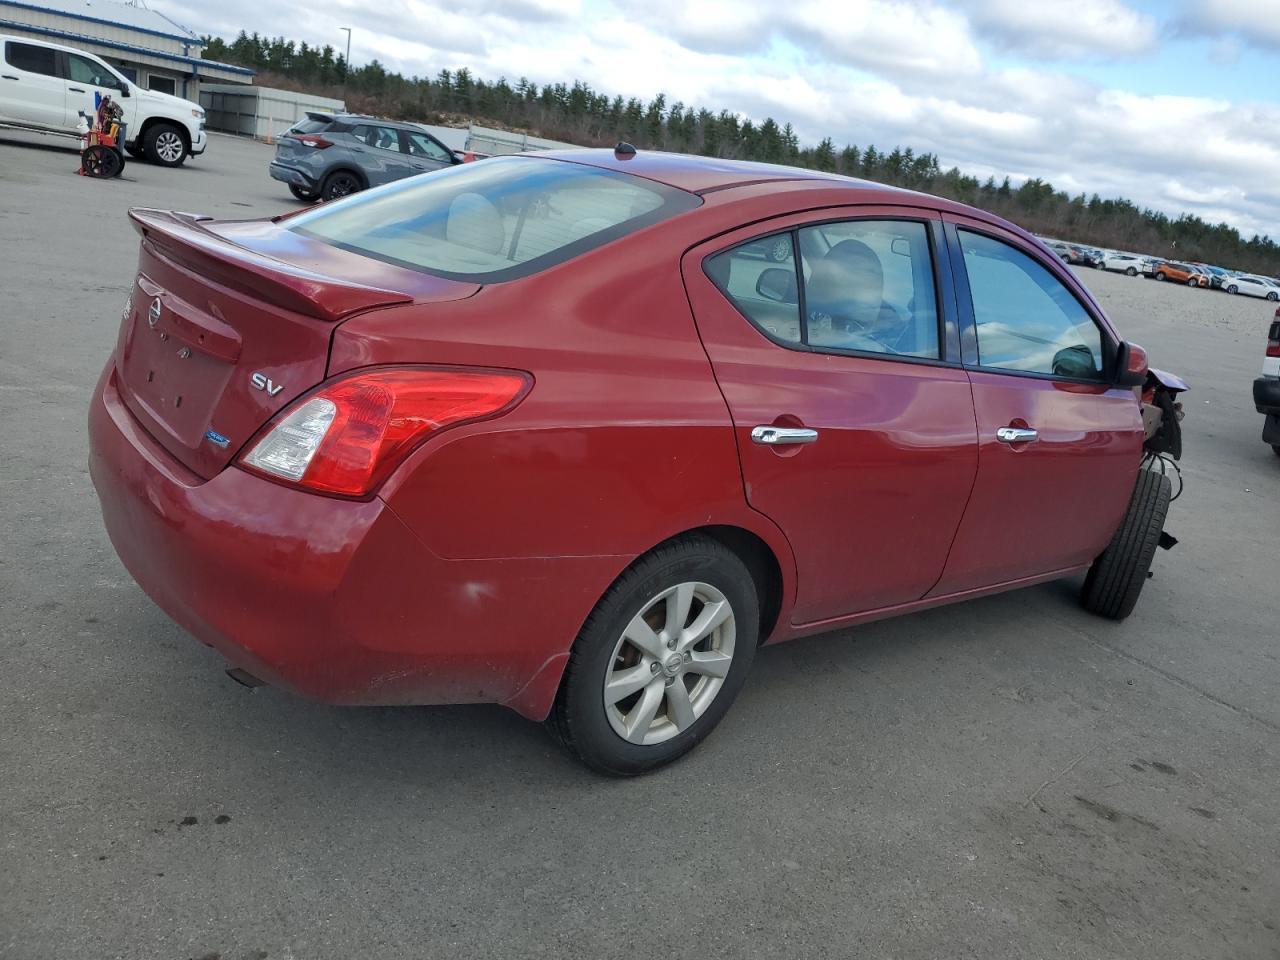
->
[285,133,333,149]
[239,367,531,497]
[1269,312,1280,358]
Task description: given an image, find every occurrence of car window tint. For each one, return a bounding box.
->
[291,117,331,135]
[405,132,453,162]
[66,53,119,88]
[959,230,1104,379]
[289,156,699,282]
[799,220,940,359]
[705,233,802,344]
[351,124,401,152]
[6,42,57,76]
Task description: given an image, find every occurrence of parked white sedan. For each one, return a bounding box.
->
[1225,275,1280,301]
[1101,253,1151,276]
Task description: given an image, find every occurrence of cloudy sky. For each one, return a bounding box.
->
[168,0,1280,239]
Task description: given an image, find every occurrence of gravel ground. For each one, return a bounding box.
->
[1,129,1278,960]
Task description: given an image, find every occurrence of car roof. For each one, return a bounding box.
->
[531,148,919,195]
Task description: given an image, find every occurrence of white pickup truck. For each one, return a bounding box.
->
[0,33,206,166]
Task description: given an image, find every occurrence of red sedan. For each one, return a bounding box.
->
[88,147,1186,774]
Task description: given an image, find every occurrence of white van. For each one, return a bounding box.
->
[0,33,206,166]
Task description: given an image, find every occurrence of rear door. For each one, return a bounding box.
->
[348,123,414,185]
[0,40,64,128]
[927,218,1142,596]
[683,207,979,625]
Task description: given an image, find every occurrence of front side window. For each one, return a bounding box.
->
[959,229,1104,379]
[289,156,699,282]
[405,131,453,162]
[6,42,57,77]
[66,53,121,89]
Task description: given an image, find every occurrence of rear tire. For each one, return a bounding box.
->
[1126,267,1137,276]
[321,170,362,201]
[289,183,319,201]
[1155,272,1166,282]
[1227,284,1238,294]
[1187,277,1197,286]
[548,535,758,776]
[1268,291,1279,302]
[1081,468,1172,621]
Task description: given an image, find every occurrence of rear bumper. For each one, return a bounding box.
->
[1255,376,1280,415]
[269,161,314,189]
[87,362,599,718]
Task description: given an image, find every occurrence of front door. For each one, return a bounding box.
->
[928,219,1144,596]
[683,209,979,625]
[0,40,64,129]
[400,129,455,176]
[62,51,130,132]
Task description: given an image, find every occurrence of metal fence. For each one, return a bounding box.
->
[198,84,345,141]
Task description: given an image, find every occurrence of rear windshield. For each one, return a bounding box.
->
[290,117,332,135]
[287,156,700,282]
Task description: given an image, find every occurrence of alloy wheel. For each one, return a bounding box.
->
[603,581,736,746]
[155,130,184,164]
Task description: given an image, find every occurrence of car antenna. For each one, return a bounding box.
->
[614,141,637,159]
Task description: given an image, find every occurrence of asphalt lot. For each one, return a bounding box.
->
[2,129,1278,960]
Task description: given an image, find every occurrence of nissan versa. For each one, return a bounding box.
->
[88,148,1187,775]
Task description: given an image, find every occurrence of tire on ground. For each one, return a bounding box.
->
[142,122,188,167]
[321,170,362,201]
[1080,467,1172,621]
[548,534,759,776]
[289,183,319,201]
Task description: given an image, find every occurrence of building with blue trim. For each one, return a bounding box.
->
[0,0,252,100]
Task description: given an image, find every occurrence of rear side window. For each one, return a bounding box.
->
[351,124,402,152]
[958,229,1104,379]
[706,219,941,360]
[289,156,700,282]
[6,42,57,76]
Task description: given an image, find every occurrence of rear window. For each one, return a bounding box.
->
[290,117,332,135]
[6,41,57,76]
[287,156,700,282]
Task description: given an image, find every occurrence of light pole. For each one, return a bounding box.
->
[340,27,351,105]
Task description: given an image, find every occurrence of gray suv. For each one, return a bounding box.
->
[269,112,461,201]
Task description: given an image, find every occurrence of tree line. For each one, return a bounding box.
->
[202,31,1279,275]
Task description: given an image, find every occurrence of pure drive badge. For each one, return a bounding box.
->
[204,429,231,448]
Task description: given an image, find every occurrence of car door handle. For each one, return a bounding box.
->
[2,74,18,80]
[68,86,86,92]
[751,425,819,445]
[996,427,1039,443]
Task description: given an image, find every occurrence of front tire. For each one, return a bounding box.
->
[143,123,188,167]
[1155,272,1166,282]
[1268,291,1279,302]
[1227,284,1238,294]
[548,535,759,775]
[1081,468,1172,621]
[1126,267,1138,276]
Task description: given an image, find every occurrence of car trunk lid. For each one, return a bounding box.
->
[117,208,479,479]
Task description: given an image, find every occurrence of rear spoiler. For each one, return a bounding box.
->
[305,111,335,123]
[128,209,412,322]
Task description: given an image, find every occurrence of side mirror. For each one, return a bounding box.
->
[755,267,797,304]
[1114,340,1148,387]
[1051,344,1098,379]
[120,84,130,98]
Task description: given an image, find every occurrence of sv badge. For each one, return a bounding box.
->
[250,372,285,397]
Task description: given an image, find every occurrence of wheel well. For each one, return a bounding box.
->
[138,117,189,150]
[691,525,783,644]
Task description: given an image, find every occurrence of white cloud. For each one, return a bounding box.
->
[962,0,1159,59]
[1177,0,1280,50]
[157,0,1280,238]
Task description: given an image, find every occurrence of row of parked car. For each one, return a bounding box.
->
[1044,239,1280,301]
